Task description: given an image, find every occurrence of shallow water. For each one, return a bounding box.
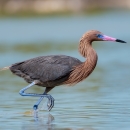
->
[0,10,130,130]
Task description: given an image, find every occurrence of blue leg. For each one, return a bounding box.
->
[19,81,55,111]
[33,95,44,110]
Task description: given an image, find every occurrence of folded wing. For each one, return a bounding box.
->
[10,55,81,83]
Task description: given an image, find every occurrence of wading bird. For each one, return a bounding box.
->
[1,30,126,111]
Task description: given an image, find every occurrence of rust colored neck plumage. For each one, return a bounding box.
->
[65,38,98,85]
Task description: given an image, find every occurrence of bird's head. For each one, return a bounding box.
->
[84,30,126,43]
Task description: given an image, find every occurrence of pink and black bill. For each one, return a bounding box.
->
[96,34,126,43]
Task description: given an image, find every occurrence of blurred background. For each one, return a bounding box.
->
[0,0,130,130]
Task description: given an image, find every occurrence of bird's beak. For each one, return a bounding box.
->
[102,35,126,43]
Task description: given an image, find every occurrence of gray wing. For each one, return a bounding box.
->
[10,55,81,82]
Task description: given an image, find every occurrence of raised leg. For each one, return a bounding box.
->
[19,81,55,111]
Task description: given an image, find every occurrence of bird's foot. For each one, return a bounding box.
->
[33,105,39,118]
[46,94,55,111]
[33,105,38,110]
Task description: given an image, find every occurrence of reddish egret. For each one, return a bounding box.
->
[1,30,126,111]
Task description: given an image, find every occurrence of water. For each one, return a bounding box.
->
[0,10,130,130]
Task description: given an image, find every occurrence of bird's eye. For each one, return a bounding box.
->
[96,34,103,39]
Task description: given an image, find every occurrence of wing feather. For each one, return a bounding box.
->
[10,55,81,82]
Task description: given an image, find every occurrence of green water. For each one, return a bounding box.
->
[0,10,130,130]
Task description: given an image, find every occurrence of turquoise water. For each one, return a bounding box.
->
[0,10,130,130]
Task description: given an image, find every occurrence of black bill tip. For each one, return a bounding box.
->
[116,39,127,43]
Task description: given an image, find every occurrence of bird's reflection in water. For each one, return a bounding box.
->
[22,111,54,130]
[34,111,54,123]
[22,110,96,130]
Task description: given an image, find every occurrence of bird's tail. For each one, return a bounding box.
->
[0,66,10,71]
